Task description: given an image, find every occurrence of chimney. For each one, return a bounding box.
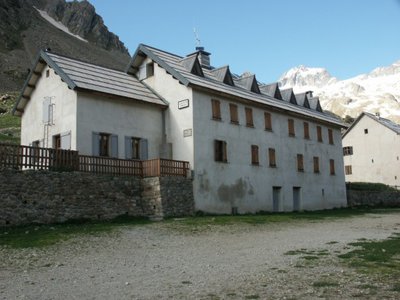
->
[195,46,211,69]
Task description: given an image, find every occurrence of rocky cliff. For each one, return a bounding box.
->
[0,0,130,92]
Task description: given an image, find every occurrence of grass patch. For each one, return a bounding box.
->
[0,216,150,248]
[313,280,339,288]
[245,295,260,299]
[302,255,320,260]
[338,233,400,279]
[326,241,339,245]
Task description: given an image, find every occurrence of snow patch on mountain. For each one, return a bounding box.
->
[278,62,400,123]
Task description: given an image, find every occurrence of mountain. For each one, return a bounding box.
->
[278,62,400,124]
[0,0,131,93]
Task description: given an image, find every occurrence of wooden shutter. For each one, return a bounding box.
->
[229,104,238,124]
[245,107,254,127]
[60,131,71,150]
[92,132,100,156]
[109,134,118,158]
[269,148,276,167]
[317,126,323,142]
[264,112,272,130]
[313,156,319,173]
[297,154,304,171]
[211,99,221,120]
[125,136,132,159]
[140,138,148,160]
[251,145,259,165]
[328,129,334,144]
[330,159,335,175]
[304,122,310,139]
[288,119,295,136]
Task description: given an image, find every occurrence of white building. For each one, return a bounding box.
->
[342,112,400,188]
[14,44,348,213]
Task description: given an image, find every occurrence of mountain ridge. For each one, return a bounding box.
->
[278,61,400,123]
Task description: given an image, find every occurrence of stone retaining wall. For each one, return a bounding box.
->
[347,190,400,207]
[0,170,194,226]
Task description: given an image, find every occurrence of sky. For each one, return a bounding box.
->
[88,0,400,84]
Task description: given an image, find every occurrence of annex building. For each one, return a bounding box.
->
[14,44,347,213]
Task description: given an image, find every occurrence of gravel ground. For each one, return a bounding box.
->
[1,212,400,300]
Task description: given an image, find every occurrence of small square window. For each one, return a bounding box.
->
[364,129,368,134]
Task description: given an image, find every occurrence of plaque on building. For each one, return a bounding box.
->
[183,128,192,137]
[178,99,189,109]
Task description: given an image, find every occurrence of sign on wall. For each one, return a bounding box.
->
[183,128,192,137]
[178,99,189,109]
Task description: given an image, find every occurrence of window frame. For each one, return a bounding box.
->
[288,119,295,137]
[211,99,222,120]
[251,145,259,165]
[245,107,254,127]
[297,154,304,172]
[214,140,227,163]
[264,112,272,131]
[268,148,276,167]
[328,128,334,145]
[313,156,320,173]
[343,146,353,156]
[229,103,239,124]
[317,126,323,142]
[345,165,352,175]
[329,159,335,175]
[303,122,310,139]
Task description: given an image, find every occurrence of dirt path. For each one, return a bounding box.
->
[1,212,400,299]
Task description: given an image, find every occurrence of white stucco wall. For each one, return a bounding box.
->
[141,60,194,165]
[76,91,164,159]
[192,90,347,213]
[343,115,400,187]
[21,65,77,149]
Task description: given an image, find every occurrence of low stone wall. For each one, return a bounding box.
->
[0,170,194,226]
[347,190,400,207]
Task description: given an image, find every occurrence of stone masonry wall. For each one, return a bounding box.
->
[347,190,400,207]
[0,170,194,226]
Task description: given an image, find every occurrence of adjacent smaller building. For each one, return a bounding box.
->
[342,112,400,188]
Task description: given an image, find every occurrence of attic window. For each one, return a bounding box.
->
[364,129,368,134]
[46,70,50,78]
[139,62,154,80]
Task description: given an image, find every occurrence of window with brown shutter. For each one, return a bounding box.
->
[264,112,272,131]
[268,148,276,167]
[245,107,254,127]
[304,122,310,139]
[297,154,304,172]
[211,99,221,120]
[288,119,295,137]
[251,145,259,165]
[214,140,227,162]
[330,159,335,175]
[317,126,323,142]
[313,156,320,173]
[328,129,334,144]
[229,103,239,124]
[345,165,352,175]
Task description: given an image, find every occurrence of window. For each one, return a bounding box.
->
[345,165,352,175]
[245,107,254,127]
[343,146,353,156]
[99,133,110,157]
[303,122,310,139]
[53,134,61,149]
[211,99,221,120]
[268,148,276,167]
[251,145,259,165]
[313,156,320,173]
[317,126,323,142]
[328,129,334,144]
[329,159,335,175]
[297,154,304,172]
[125,137,148,160]
[214,140,227,162]
[92,132,118,158]
[288,119,295,137]
[229,103,239,124]
[46,69,50,78]
[146,62,154,77]
[264,112,272,131]
[364,129,368,134]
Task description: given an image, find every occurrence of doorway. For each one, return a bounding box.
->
[272,186,281,212]
[293,187,301,211]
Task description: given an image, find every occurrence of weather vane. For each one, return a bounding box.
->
[193,28,201,47]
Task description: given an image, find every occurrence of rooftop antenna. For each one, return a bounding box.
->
[193,28,201,48]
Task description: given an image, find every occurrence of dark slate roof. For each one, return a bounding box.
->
[295,92,311,108]
[280,88,298,105]
[308,97,323,112]
[13,51,167,116]
[126,44,345,127]
[180,54,204,77]
[342,112,400,138]
[210,66,234,86]
[259,83,282,100]
[234,74,260,93]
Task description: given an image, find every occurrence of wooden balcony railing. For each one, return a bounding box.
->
[0,143,190,178]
